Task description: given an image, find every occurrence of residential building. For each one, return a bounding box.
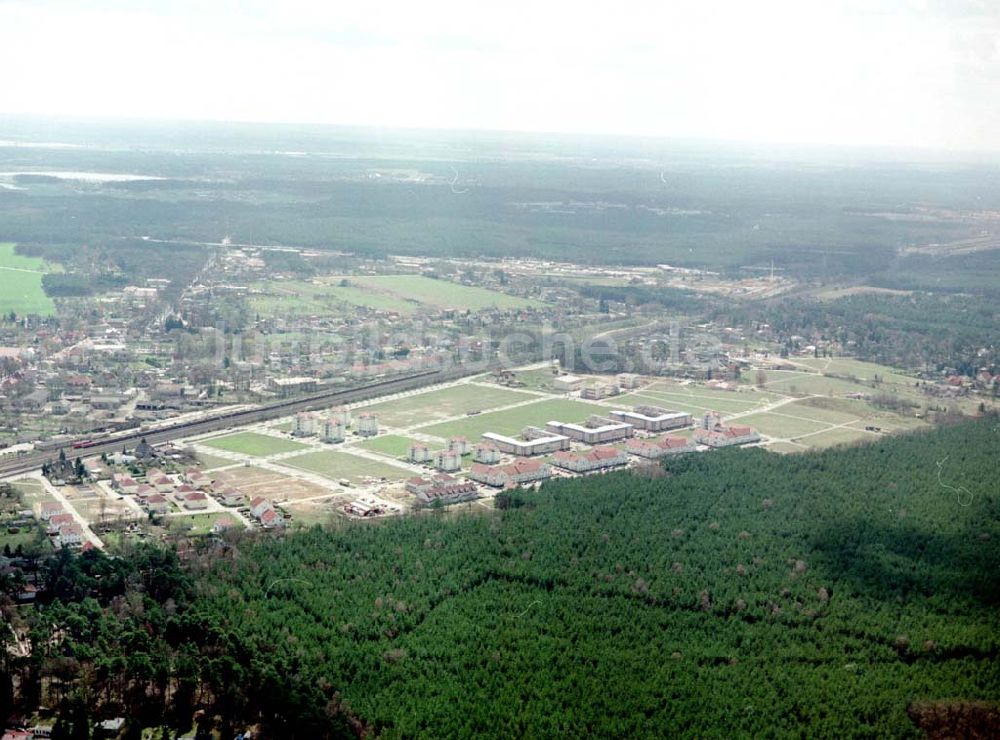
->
[473,442,502,464]
[259,507,285,528]
[293,411,318,436]
[625,434,696,459]
[211,517,237,534]
[692,411,761,447]
[39,501,63,521]
[321,417,346,443]
[218,488,246,507]
[448,436,472,455]
[408,443,431,463]
[146,494,170,514]
[407,474,478,506]
[181,491,210,510]
[616,373,642,390]
[250,496,273,519]
[469,459,552,487]
[580,383,619,400]
[356,412,379,437]
[551,446,630,473]
[433,449,462,472]
[328,406,352,427]
[553,374,584,392]
[111,473,139,495]
[609,406,692,432]
[546,415,634,444]
[481,427,570,456]
[150,475,174,494]
[54,523,83,548]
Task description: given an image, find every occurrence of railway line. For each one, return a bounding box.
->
[0,364,492,480]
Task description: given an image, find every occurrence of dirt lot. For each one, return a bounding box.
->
[221,466,337,503]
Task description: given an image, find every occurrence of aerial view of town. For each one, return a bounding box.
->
[3,239,991,556]
[1,1,998,737]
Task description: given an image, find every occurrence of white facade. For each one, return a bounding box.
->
[321,418,346,443]
[293,412,318,436]
[408,444,431,463]
[434,449,462,472]
[357,413,379,437]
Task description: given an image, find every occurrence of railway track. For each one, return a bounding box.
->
[0,364,494,479]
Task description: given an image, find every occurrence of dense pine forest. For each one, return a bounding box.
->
[3,419,998,738]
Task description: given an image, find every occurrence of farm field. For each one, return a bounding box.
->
[0,243,56,316]
[419,398,612,439]
[279,449,412,485]
[356,434,423,459]
[358,383,537,427]
[219,466,332,503]
[349,274,546,310]
[200,431,308,457]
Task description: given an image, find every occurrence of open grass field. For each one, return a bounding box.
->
[358,383,537,428]
[248,279,418,317]
[761,371,890,397]
[356,434,423,458]
[781,397,870,425]
[279,449,413,485]
[0,243,56,316]
[794,425,875,449]
[419,397,612,439]
[194,452,238,471]
[732,411,833,439]
[200,431,308,457]
[251,274,544,317]
[221,466,332,503]
[793,357,918,386]
[317,281,419,314]
[350,274,546,310]
[11,478,55,509]
[165,512,240,536]
[620,383,781,415]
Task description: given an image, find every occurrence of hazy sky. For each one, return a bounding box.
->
[1,0,998,151]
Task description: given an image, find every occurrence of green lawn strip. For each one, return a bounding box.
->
[278,449,413,485]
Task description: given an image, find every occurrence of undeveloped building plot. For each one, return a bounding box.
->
[219,466,335,504]
[200,431,308,457]
[282,496,354,527]
[278,449,412,486]
[72,497,139,525]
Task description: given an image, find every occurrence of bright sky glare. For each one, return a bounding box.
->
[1,0,998,151]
